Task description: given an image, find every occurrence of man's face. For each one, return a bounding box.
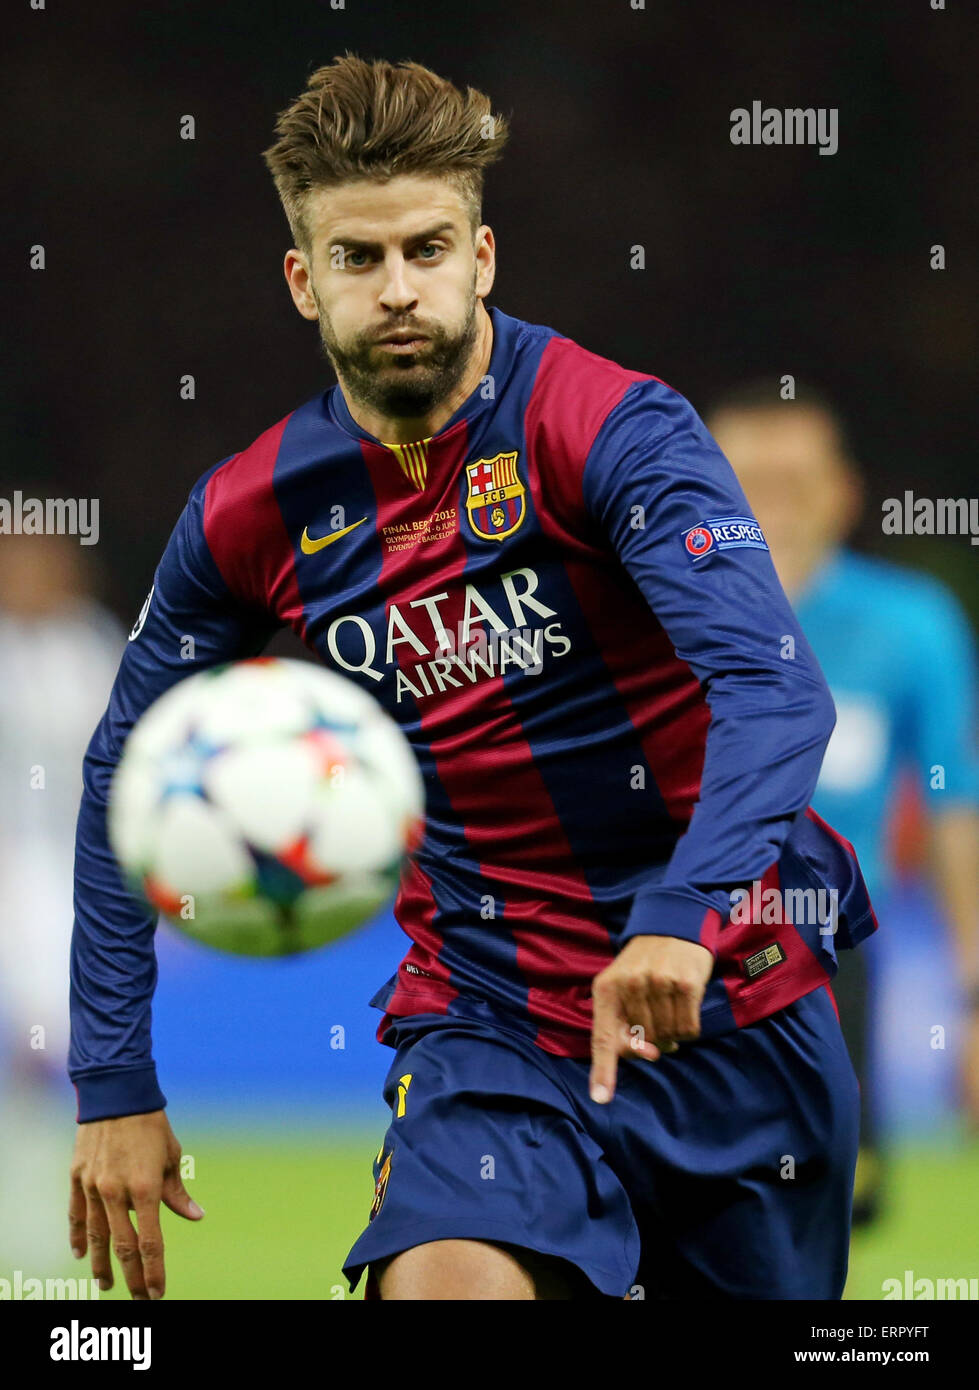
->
[287,174,493,420]
[708,406,858,572]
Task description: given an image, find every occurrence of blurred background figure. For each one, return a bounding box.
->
[0,532,124,1271]
[707,383,979,1226]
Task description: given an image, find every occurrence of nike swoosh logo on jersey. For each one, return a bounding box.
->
[300,517,368,553]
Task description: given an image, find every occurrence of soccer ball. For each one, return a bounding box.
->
[107,658,424,957]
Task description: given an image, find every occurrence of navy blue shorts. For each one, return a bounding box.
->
[342,983,860,1299]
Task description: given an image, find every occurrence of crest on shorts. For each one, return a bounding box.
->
[369,1151,392,1222]
[464,451,526,542]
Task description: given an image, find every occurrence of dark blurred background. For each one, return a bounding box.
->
[2,0,976,1299]
[3,0,977,620]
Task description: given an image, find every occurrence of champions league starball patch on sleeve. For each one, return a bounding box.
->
[681,517,769,562]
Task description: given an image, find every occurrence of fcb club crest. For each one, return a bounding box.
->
[464,451,527,542]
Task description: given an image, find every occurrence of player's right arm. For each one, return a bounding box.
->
[69,460,281,1298]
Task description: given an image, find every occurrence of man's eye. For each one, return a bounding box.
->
[418,244,442,259]
[345,250,369,267]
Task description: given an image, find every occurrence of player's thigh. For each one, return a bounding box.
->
[372,1237,586,1300]
[342,1020,640,1299]
[621,986,860,1299]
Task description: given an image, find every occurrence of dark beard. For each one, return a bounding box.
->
[314,290,480,422]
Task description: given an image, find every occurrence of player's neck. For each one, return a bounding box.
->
[339,302,494,446]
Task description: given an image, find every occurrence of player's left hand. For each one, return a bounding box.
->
[589,934,713,1104]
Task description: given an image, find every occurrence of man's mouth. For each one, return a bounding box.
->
[375,331,429,353]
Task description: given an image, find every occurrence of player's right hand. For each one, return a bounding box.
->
[589,934,713,1104]
[69,1109,203,1300]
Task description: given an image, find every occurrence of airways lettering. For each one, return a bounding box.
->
[324,566,572,700]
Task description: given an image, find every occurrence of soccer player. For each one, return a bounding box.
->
[68,55,877,1301]
[707,383,979,1223]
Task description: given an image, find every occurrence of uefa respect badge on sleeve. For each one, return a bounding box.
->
[681,516,770,562]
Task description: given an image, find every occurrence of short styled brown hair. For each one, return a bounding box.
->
[262,53,510,255]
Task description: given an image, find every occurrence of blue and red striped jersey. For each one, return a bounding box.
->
[69,306,877,1121]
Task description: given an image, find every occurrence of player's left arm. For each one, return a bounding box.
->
[581,381,837,1100]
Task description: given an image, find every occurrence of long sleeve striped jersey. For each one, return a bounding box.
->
[69,305,877,1121]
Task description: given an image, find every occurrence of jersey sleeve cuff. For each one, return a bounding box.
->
[620,886,725,955]
[72,1065,167,1123]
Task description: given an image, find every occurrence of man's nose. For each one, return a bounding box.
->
[378,255,418,313]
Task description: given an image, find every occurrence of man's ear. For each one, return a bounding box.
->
[284,249,320,322]
[474,225,496,299]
